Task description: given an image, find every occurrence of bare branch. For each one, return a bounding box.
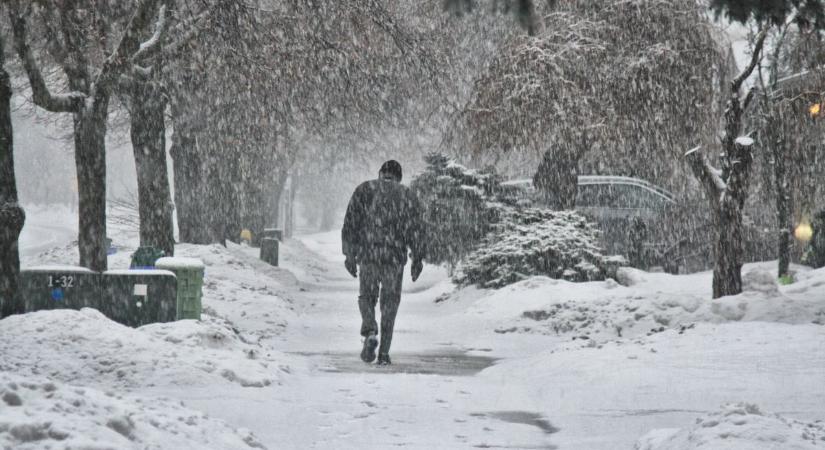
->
[742,86,757,110]
[7,2,84,113]
[731,25,770,93]
[685,145,725,202]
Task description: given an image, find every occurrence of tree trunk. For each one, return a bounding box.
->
[74,100,110,272]
[712,203,745,298]
[130,81,175,256]
[170,126,208,244]
[0,57,25,318]
[285,176,297,238]
[222,146,242,244]
[240,145,276,246]
[533,145,579,210]
[769,111,791,278]
[268,169,289,230]
[319,194,337,232]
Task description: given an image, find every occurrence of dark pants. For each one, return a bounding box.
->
[358,262,404,357]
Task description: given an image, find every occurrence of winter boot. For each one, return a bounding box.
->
[361,333,378,363]
[377,353,391,366]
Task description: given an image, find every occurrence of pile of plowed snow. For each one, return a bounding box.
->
[448,263,825,340]
[636,403,825,450]
[0,372,266,450]
[0,308,289,389]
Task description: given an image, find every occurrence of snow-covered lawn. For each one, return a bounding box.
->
[3,208,825,449]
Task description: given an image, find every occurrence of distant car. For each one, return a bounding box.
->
[501,176,695,273]
[501,175,775,273]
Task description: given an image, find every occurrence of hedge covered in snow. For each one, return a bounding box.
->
[410,154,499,267]
[454,206,626,288]
[412,153,624,288]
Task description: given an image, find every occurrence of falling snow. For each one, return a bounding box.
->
[2,1,825,449]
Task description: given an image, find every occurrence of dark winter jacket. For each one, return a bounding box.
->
[342,179,425,265]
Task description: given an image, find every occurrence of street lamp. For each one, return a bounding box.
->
[795,220,814,242]
[810,102,821,118]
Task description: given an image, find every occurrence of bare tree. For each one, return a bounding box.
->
[0,30,24,318]
[162,0,442,245]
[7,0,168,271]
[686,27,771,298]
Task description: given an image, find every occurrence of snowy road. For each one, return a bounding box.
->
[19,218,76,260]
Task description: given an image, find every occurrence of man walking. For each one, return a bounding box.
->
[342,160,425,365]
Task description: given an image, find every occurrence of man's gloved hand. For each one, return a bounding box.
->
[411,259,423,282]
[344,257,358,278]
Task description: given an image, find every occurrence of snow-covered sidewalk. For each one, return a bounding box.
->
[4,216,825,449]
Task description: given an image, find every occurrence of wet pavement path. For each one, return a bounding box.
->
[259,234,560,449]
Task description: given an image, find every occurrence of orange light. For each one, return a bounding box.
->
[810,103,821,117]
[795,222,813,242]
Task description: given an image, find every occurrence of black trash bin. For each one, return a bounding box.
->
[20,266,102,313]
[260,238,279,266]
[102,270,177,327]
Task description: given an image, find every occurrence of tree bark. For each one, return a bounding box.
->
[130,80,175,256]
[0,50,25,318]
[170,125,208,244]
[533,144,580,210]
[74,99,110,272]
[222,156,242,245]
[285,175,297,238]
[268,169,289,230]
[712,201,745,298]
[768,110,791,278]
[240,144,276,246]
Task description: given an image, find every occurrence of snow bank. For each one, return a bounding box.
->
[636,403,825,450]
[451,263,825,340]
[0,372,266,450]
[174,243,298,341]
[0,309,287,389]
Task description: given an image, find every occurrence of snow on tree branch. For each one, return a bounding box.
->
[734,136,754,147]
[94,0,164,94]
[685,145,726,198]
[131,5,168,63]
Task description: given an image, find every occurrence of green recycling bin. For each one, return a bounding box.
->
[155,257,205,320]
[20,266,101,312]
[101,269,177,327]
[130,246,166,269]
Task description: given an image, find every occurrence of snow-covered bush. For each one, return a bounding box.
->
[411,154,500,267]
[454,207,625,288]
[413,153,623,287]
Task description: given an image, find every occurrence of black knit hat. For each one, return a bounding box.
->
[379,160,403,181]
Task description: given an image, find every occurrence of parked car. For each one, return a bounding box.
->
[500,176,775,273]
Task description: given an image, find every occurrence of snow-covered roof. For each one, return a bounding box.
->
[501,176,676,204]
[22,265,94,273]
[104,269,176,277]
[156,257,206,270]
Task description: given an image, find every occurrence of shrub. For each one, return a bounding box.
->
[411,154,499,267]
[454,206,625,288]
[412,153,624,288]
